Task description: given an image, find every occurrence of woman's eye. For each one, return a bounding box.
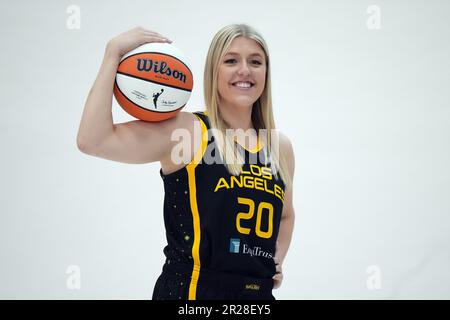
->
[224,59,262,65]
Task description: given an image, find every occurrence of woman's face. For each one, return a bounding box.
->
[217,36,267,110]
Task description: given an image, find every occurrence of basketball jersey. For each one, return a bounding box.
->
[159,111,285,299]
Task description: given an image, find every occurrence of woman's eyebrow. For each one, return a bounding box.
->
[225,52,264,58]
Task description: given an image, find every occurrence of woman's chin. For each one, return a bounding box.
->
[228,97,258,108]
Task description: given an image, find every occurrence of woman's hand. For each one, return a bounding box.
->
[273,256,283,289]
[105,26,172,60]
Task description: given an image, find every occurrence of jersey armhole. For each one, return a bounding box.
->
[189,113,209,167]
[160,112,209,178]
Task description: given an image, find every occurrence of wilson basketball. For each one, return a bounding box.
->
[113,42,193,122]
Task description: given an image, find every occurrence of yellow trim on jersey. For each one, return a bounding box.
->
[201,110,263,153]
[186,114,209,300]
[234,135,265,153]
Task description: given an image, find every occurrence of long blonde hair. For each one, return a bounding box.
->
[203,24,292,188]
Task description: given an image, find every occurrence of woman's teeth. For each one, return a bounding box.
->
[232,82,253,88]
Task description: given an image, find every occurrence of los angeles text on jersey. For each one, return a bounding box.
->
[213,164,285,202]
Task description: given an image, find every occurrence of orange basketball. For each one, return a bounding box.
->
[113,42,193,122]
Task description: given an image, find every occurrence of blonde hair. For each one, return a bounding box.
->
[203,24,292,188]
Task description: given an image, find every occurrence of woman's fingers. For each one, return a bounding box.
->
[273,272,283,289]
[274,258,282,273]
[138,28,171,42]
[107,26,173,58]
[273,258,283,289]
[145,35,172,43]
[142,32,172,43]
[132,27,171,43]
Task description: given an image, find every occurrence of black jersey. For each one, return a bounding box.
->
[158,111,285,300]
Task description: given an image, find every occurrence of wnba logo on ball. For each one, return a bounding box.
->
[136,58,187,83]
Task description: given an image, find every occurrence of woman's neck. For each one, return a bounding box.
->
[218,103,254,131]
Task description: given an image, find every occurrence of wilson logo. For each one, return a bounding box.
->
[136,59,186,83]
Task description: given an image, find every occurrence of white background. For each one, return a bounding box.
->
[0,0,449,299]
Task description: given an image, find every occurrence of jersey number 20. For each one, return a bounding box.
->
[236,197,273,239]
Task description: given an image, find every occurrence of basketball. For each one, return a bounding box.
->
[113,42,193,122]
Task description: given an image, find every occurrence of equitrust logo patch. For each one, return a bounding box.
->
[229,238,240,253]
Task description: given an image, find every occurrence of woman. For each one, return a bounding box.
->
[77,24,295,300]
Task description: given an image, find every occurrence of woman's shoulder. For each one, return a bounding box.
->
[277,131,293,152]
[172,110,211,144]
[277,131,295,173]
[176,110,207,126]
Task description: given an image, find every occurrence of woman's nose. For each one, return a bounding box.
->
[237,62,250,75]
